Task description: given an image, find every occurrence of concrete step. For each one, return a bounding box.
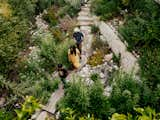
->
[77,21,94,26]
[78,11,90,16]
[85,4,91,7]
[77,16,93,21]
[80,26,91,33]
[81,7,90,12]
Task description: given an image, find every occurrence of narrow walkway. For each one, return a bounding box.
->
[34,1,94,120]
[93,19,139,74]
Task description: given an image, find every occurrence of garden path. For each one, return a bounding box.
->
[93,20,139,74]
[34,1,94,120]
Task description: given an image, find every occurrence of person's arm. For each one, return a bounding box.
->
[80,32,84,40]
[76,48,80,57]
[68,50,71,62]
[73,32,76,39]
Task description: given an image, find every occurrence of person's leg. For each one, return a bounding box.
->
[76,43,82,54]
[79,43,82,54]
[61,78,66,88]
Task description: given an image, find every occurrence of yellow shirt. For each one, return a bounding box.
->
[68,48,81,69]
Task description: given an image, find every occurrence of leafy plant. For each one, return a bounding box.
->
[91,25,99,34]
[110,107,160,120]
[109,72,141,113]
[60,79,90,113]
[91,0,121,20]
[43,7,58,26]
[0,108,14,120]
[87,50,104,67]
[60,107,76,120]
[112,53,121,67]
[89,80,110,119]
[58,78,112,119]
[15,96,41,120]
[90,73,100,82]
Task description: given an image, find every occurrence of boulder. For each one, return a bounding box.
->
[104,53,113,62]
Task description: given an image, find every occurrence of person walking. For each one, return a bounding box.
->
[57,64,68,88]
[68,45,81,69]
[73,27,84,54]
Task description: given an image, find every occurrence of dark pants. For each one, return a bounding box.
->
[76,43,82,54]
[61,77,66,88]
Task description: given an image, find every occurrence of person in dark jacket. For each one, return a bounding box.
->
[73,27,84,54]
[57,64,68,88]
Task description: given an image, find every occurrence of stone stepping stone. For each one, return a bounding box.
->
[77,21,94,26]
[85,4,91,7]
[77,16,93,21]
[78,11,90,16]
[80,26,91,34]
[81,7,90,12]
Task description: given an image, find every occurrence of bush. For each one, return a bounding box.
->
[36,0,54,13]
[140,48,160,89]
[87,50,104,66]
[0,109,14,120]
[112,53,121,67]
[40,32,57,66]
[15,96,40,120]
[91,0,121,20]
[109,72,141,113]
[43,7,58,26]
[91,25,99,34]
[110,106,160,120]
[8,0,37,19]
[65,0,81,9]
[55,39,74,68]
[0,17,28,74]
[58,78,111,119]
[60,79,90,114]
[119,16,160,50]
[89,80,110,119]
[90,73,100,82]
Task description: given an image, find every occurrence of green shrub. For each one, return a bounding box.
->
[90,73,100,82]
[55,39,74,68]
[89,80,110,119]
[43,7,58,26]
[91,0,121,20]
[58,78,112,119]
[110,106,160,120]
[51,27,65,43]
[8,0,37,19]
[60,79,90,113]
[119,16,160,50]
[36,0,54,13]
[53,0,66,7]
[91,25,99,34]
[65,0,81,9]
[37,31,57,71]
[15,96,40,120]
[0,17,28,74]
[0,108,14,120]
[87,50,104,67]
[59,107,76,120]
[112,53,121,67]
[140,48,160,89]
[109,72,141,113]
